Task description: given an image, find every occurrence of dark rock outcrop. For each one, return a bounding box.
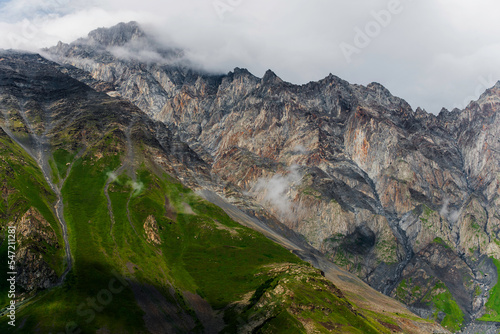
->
[14,207,59,291]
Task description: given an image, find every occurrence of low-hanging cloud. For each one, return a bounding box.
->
[106,171,118,182]
[129,180,144,195]
[253,164,303,222]
[104,36,188,66]
[106,171,143,195]
[1,0,500,113]
[291,144,309,155]
[108,45,172,65]
[439,198,461,224]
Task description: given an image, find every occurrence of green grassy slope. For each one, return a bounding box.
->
[0,130,65,307]
[479,258,500,322]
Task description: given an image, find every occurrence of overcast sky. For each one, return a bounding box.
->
[0,0,499,113]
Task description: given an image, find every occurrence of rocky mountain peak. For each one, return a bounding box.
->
[350,81,413,115]
[262,69,283,85]
[366,81,392,96]
[439,107,450,114]
[414,106,429,119]
[324,73,343,83]
[476,80,500,104]
[230,67,255,78]
[315,73,351,90]
[436,107,461,125]
[87,21,145,47]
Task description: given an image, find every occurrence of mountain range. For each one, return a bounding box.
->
[0,21,499,333]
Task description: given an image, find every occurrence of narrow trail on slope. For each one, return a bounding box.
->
[123,116,139,236]
[105,165,127,234]
[104,117,139,240]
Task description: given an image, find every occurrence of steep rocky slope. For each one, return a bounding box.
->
[0,52,447,333]
[43,21,500,332]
